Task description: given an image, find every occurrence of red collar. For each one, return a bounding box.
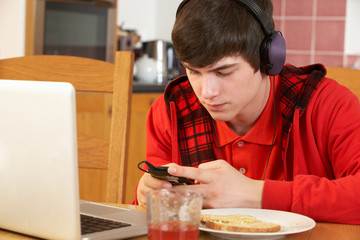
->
[215,76,281,147]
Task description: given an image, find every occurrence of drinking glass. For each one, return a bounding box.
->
[146,189,203,240]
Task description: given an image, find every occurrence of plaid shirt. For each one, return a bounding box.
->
[164,64,326,167]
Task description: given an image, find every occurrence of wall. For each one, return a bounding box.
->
[0,0,359,68]
[273,0,359,68]
[154,0,182,41]
[345,0,360,68]
[345,0,360,55]
[117,0,182,42]
[0,0,26,59]
[117,0,157,42]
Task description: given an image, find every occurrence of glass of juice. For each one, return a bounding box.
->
[146,189,203,240]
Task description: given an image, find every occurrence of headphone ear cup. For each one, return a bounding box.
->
[260,32,286,76]
[260,36,272,75]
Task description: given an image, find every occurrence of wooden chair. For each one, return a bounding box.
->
[0,51,134,204]
[326,66,360,99]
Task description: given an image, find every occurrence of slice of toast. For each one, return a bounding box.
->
[201,213,281,233]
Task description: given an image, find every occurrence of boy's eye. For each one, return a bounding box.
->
[188,70,200,75]
[217,71,232,77]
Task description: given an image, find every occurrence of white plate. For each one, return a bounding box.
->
[200,208,315,240]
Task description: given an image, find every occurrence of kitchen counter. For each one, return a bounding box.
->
[132,81,169,93]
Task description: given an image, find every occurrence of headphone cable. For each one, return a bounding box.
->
[262,76,276,180]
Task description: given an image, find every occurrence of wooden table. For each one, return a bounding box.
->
[129,222,360,240]
[1,204,359,240]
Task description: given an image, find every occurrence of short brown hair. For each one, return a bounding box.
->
[172,0,274,71]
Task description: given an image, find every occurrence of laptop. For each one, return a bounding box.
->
[0,80,147,240]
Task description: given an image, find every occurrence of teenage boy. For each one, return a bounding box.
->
[135,0,360,224]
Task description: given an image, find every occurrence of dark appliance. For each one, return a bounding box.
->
[31,0,117,62]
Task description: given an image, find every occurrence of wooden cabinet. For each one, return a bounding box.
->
[76,92,162,203]
[77,93,112,202]
[125,93,162,203]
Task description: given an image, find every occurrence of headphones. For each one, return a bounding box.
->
[176,0,286,76]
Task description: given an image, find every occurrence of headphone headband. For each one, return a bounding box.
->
[176,0,190,17]
[233,0,274,36]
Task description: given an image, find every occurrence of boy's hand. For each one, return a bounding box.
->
[168,160,264,209]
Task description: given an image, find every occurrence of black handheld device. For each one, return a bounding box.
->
[137,160,193,185]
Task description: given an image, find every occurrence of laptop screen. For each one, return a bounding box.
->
[0,80,80,239]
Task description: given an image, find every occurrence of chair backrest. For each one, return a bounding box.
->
[326,66,360,99]
[0,51,134,204]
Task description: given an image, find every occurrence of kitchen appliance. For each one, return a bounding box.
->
[134,54,158,83]
[30,0,117,62]
[141,40,181,84]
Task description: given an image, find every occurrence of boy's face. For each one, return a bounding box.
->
[183,55,270,124]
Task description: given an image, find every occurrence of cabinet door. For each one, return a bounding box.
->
[77,93,112,202]
[125,93,162,203]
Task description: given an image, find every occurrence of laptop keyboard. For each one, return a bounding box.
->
[81,214,131,235]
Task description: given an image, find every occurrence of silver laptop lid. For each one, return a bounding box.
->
[0,80,80,239]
